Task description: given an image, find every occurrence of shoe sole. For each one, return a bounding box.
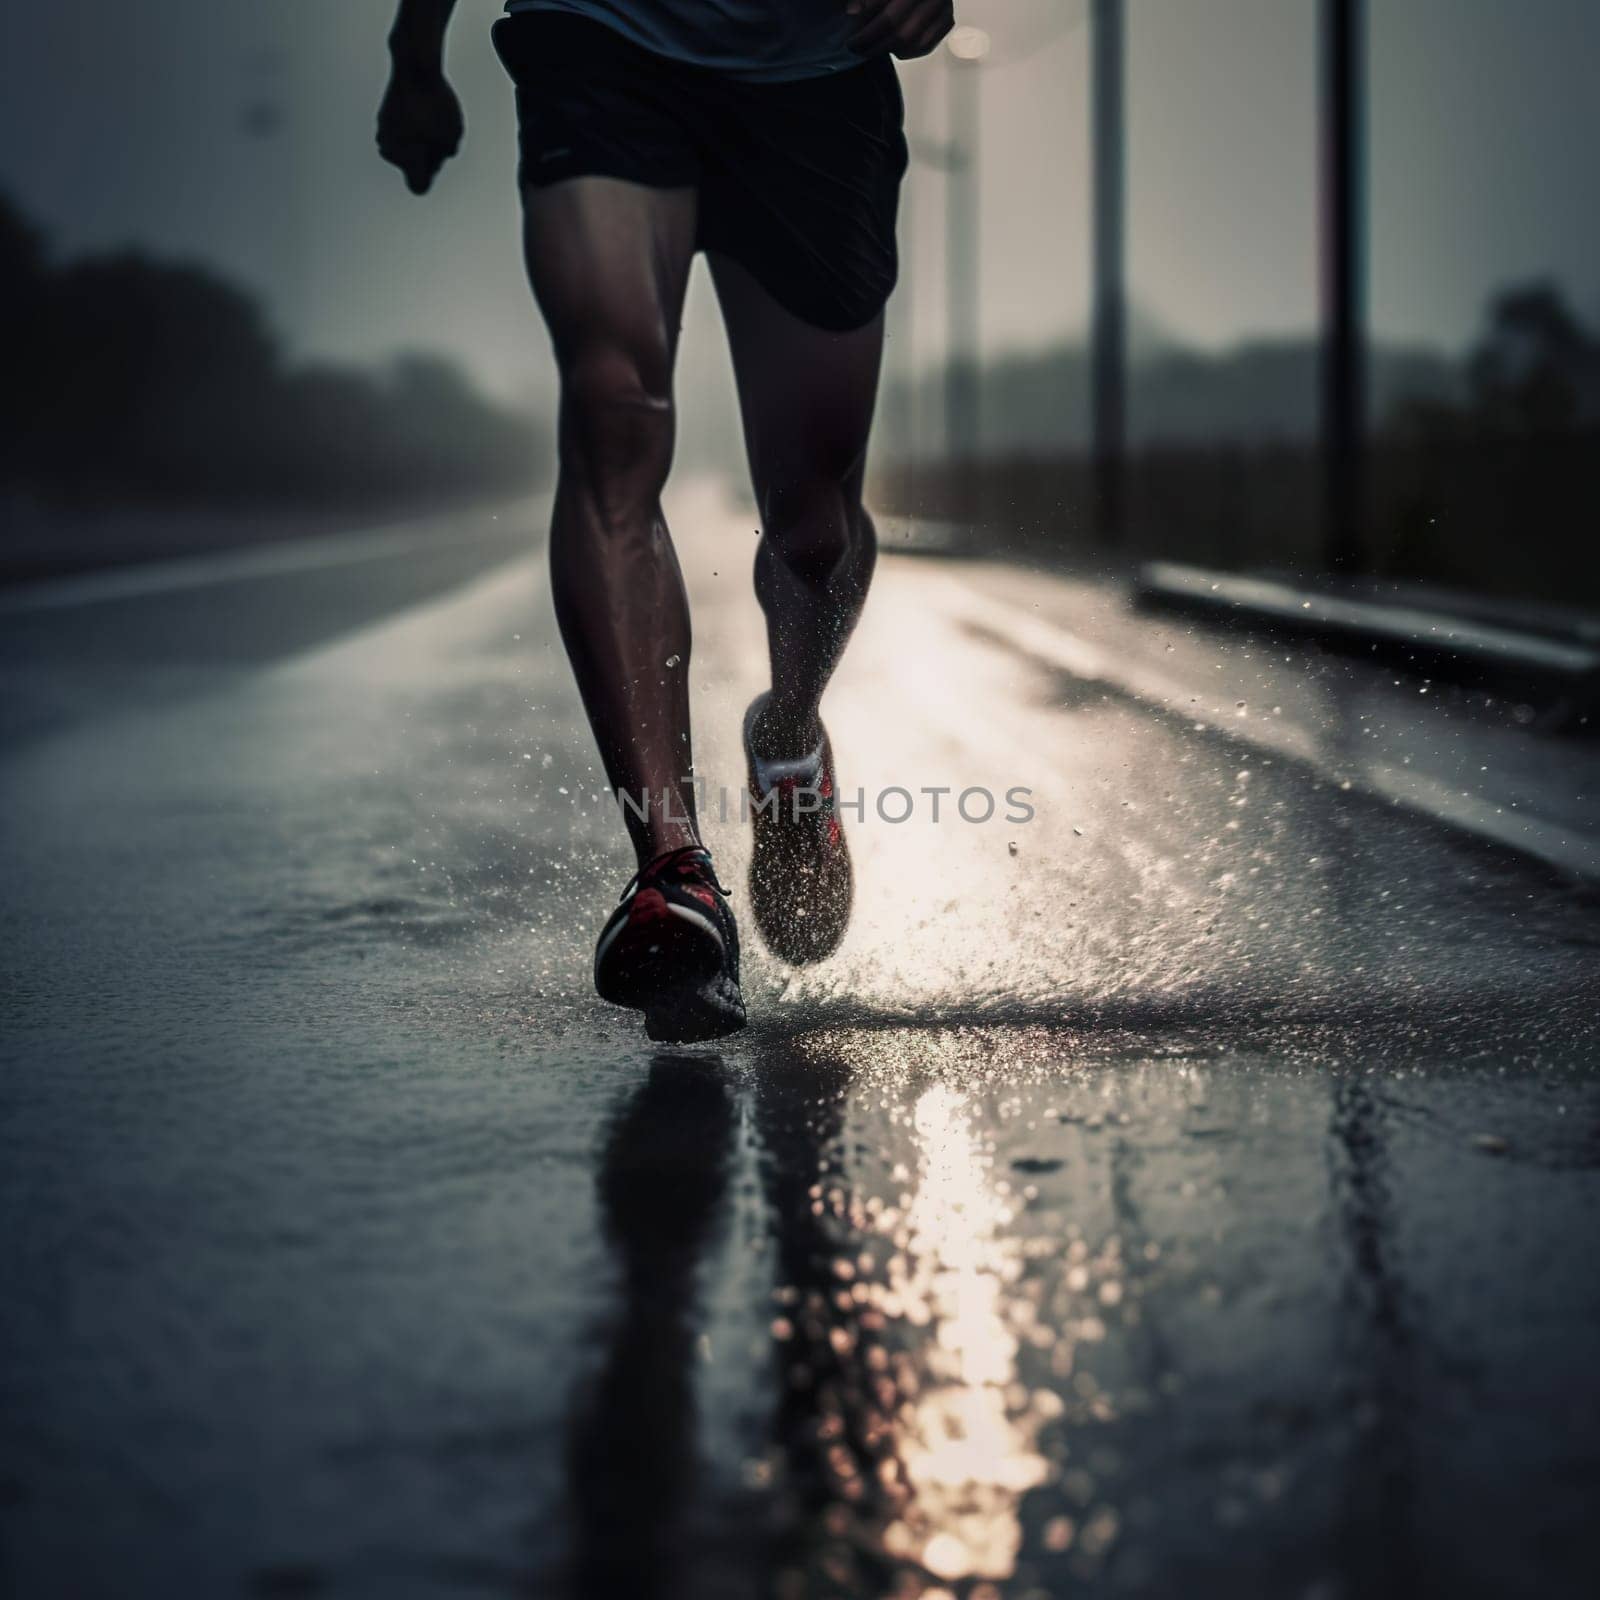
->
[642,971,747,1043]
[743,698,853,967]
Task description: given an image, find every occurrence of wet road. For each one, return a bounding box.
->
[3,482,1598,1599]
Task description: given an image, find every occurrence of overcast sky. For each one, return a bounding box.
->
[3,0,1597,409]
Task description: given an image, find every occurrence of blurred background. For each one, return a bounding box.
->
[2,0,1597,601]
[5,15,1600,1595]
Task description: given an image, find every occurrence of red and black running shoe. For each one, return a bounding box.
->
[743,695,854,966]
[594,845,746,1042]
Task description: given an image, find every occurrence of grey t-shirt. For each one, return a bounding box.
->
[502,0,862,81]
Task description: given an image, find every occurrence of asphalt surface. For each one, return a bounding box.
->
[3,481,1598,1600]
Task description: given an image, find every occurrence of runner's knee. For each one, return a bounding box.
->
[558,347,674,523]
[760,463,867,585]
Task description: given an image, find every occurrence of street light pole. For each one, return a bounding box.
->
[1320,0,1367,574]
[890,156,919,500]
[1090,0,1127,549]
[944,33,986,474]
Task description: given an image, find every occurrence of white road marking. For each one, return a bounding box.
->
[919,569,1599,882]
[0,506,535,616]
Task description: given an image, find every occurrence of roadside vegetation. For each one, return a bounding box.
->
[871,284,1600,607]
[0,193,543,516]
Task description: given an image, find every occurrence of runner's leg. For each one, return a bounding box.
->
[707,253,883,762]
[520,177,700,864]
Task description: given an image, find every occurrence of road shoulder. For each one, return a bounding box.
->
[896,554,1600,882]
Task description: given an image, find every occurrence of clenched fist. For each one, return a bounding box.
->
[847,0,956,60]
[376,65,463,195]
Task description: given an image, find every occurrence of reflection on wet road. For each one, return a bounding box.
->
[565,1023,1598,1600]
[2,484,1598,1598]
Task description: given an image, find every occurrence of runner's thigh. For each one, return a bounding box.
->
[520,178,699,386]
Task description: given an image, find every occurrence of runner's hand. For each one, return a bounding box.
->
[847,0,955,60]
[376,66,463,195]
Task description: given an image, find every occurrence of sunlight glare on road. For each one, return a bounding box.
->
[877,1082,1050,1584]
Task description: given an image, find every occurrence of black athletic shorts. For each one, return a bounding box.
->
[490,11,908,332]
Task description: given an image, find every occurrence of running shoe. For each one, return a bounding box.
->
[594,845,747,1042]
[743,694,854,965]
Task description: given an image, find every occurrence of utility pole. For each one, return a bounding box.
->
[1090,0,1127,548]
[890,159,919,502]
[943,28,988,481]
[1320,0,1367,574]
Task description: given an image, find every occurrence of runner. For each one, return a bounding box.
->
[378,0,953,1039]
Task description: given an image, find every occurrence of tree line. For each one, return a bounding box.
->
[0,193,543,509]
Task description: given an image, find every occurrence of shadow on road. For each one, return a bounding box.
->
[566,1053,738,1600]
